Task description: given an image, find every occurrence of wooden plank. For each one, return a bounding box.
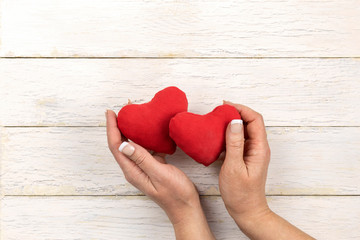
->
[1,127,359,196]
[0,128,3,238]
[1,58,360,126]
[0,0,2,51]
[1,0,360,57]
[1,196,359,239]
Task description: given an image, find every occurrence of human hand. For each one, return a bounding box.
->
[219,101,271,223]
[219,101,314,240]
[106,110,215,239]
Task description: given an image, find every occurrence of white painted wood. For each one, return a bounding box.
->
[0,127,3,238]
[0,0,2,54]
[1,0,360,57]
[1,1,359,239]
[1,196,359,239]
[1,127,359,195]
[1,58,360,126]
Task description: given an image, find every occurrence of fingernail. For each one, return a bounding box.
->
[105,110,108,119]
[119,142,135,157]
[230,119,243,133]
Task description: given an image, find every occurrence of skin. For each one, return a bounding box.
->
[106,110,215,240]
[220,100,315,240]
[106,101,314,240]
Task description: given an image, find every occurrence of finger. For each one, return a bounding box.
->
[217,151,226,162]
[106,110,127,151]
[149,150,166,157]
[223,100,267,143]
[106,111,155,194]
[106,110,122,153]
[152,152,167,164]
[117,158,157,196]
[153,152,166,158]
[224,119,247,171]
[119,141,165,179]
[115,150,156,194]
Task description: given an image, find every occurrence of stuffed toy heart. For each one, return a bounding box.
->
[117,86,188,154]
[169,104,241,166]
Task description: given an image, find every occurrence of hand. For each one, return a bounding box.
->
[219,101,271,222]
[219,101,314,240]
[106,110,215,239]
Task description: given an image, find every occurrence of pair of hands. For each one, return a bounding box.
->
[106,101,313,240]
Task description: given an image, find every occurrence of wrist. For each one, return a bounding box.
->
[170,198,208,228]
[232,205,274,234]
[164,195,203,225]
[232,206,315,240]
[224,192,269,221]
[170,200,215,240]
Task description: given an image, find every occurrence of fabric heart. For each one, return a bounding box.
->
[169,104,241,166]
[117,86,188,154]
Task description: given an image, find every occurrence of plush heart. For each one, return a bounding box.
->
[169,104,241,166]
[117,86,188,154]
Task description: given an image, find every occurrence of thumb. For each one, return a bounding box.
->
[119,141,164,179]
[224,119,246,168]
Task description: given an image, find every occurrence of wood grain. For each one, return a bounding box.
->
[1,196,359,239]
[1,127,359,196]
[1,0,360,57]
[1,58,360,126]
[0,127,3,239]
[1,0,360,239]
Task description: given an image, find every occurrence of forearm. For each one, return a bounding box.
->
[233,209,314,240]
[171,202,215,240]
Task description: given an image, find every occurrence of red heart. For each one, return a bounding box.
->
[117,86,188,154]
[169,104,241,166]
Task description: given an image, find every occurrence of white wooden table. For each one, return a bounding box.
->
[1,0,360,239]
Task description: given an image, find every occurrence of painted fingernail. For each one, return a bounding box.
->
[119,142,135,157]
[230,119,243,133]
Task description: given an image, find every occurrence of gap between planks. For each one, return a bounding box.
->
[2,195,360,197]
[3,126,360,128]
[0,57,360,59]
